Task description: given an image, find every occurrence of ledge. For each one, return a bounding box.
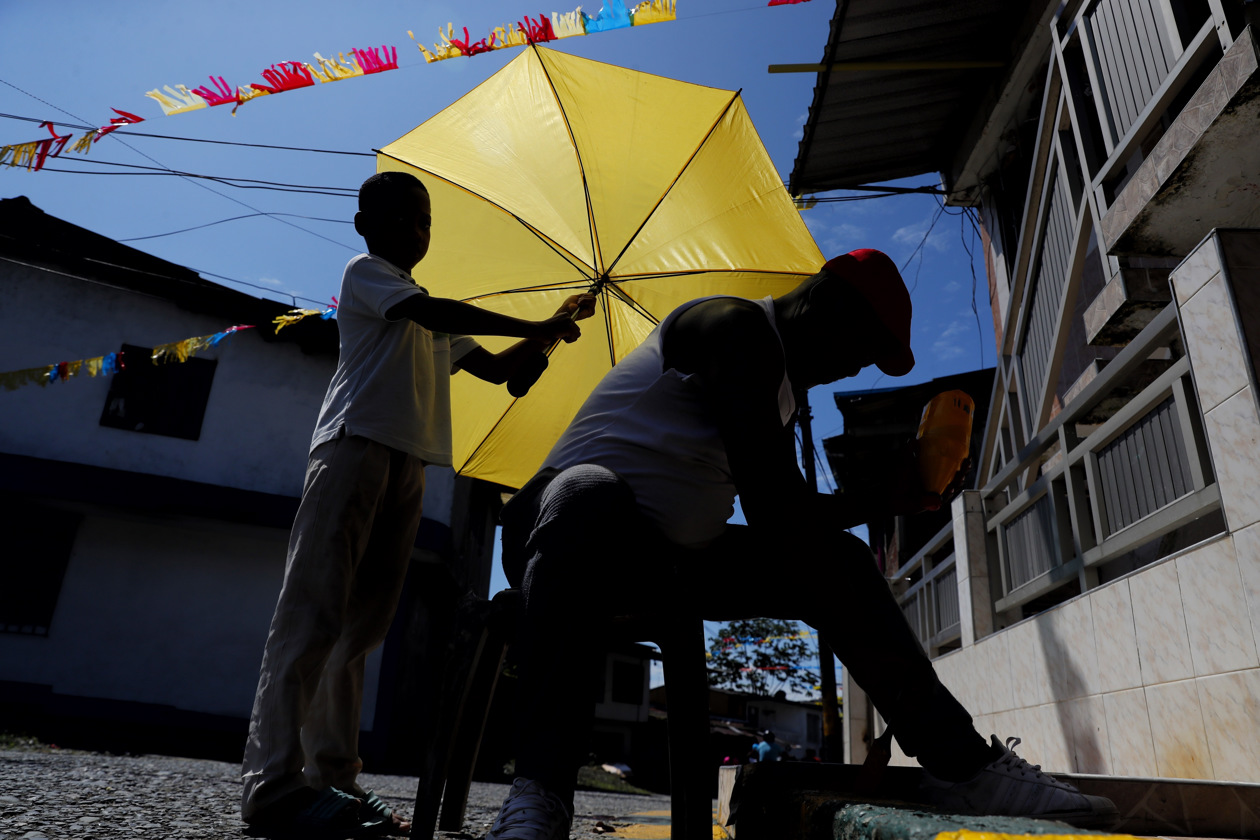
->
[1101,27,1260,257]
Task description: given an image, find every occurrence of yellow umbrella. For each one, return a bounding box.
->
[378,46,823,489]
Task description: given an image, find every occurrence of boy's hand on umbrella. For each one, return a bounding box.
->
[558,293,598,322]
[541,313,582,343]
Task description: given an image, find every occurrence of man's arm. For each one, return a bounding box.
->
[665,299,888,531]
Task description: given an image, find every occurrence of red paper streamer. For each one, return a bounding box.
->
[519,14,558,44]
[94,109,145,142]
[32,122,71,171]
[251,62,315,94]
[351,45,398,74]
[192,76,238,107]
[450,26,499,57]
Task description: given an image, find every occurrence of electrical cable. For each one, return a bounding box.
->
[0,78,360,254]
[118,212,352,243]
[193,268,333,308]
[0,111,374,156]
[31,162,357,197]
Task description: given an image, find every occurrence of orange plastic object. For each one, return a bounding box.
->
[916,390,975,495]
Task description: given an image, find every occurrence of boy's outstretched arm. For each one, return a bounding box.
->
[385,293,585,344]
[443,293,597,385]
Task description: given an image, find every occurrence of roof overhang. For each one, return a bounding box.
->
[786,1,1052,199]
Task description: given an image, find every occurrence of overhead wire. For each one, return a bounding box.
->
[30,158,358,197]
[932,194,989,370]
[0,78,360,254]
[0,112,374,157]
[117,212,352,243]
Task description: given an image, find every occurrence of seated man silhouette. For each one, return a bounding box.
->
[486,250,1117,840]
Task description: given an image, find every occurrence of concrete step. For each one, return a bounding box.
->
[717,762,1260,839]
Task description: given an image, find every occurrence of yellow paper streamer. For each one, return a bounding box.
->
[0,365,54,390]
[494,23,531,49]
[71,132,95,155]
[144,85,209,116]
[550,10,587,38]
[272,309,325,333]
[309,52,365,83]
[631,0,676,24]
[5,141,41,169]
[409,25,464,63]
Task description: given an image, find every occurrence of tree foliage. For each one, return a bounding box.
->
[706,617,816,697]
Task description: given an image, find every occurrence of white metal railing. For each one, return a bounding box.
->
[893,520,961,655]
[982,304,1220,615]
[1081,0,1180,145]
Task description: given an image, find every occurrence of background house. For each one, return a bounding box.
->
[650,685,823,765]
[823,369,995,659]
[0,196,500,769]
[793,1,1260,781]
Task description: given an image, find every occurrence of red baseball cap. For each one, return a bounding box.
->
[822,249,915,377]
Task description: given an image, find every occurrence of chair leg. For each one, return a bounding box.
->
[661,615,711,840]
[437,615,512,831]
[412,593,496,840]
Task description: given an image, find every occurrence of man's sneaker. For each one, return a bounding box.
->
[920,735,1119,827]
[486,778,573,840]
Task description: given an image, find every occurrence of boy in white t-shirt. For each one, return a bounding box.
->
[241,170,593,838]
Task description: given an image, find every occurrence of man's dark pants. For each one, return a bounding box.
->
[500,464,989,804]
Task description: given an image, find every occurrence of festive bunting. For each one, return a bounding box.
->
[411,0,674,63]
[584,0,634,34]
[719,630,817,645]
[152,324,255,363]
[1,2,689,168]
[0,323,259,392]
[0,121,73,172]
[145,85,210,116]
[1,352,121,391]
[768,0,811,5]
[272,299,337,332]
[739,665,822,672]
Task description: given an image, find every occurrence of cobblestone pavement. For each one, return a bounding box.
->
[0,749,674,840]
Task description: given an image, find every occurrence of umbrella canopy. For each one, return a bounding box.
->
[378,46,823,489]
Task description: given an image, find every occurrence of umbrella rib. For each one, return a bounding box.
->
[611,268,818,282]
[376,148,595,281]
[456,399,520,482]
[456,334,571,481]
[601,287,617,367]
[458,281,598,303]
[605,283,661,327]
[533,46,603,278]
[602,90,743,278]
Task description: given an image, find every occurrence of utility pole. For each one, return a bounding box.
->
[796,389,844,762]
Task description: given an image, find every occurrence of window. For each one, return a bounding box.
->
[100,344,217,441]
[0,497,81,636]
[806,713,821,743]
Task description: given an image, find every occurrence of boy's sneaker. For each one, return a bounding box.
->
[486,778,573,840]
[920,736,1118,827]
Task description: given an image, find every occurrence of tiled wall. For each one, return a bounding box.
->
[882,231,1260,783]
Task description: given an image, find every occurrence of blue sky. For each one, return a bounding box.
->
[0,0,996,697]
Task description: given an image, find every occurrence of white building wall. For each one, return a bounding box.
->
[878,231,1260,783]
[0,259,460,522]
[0,259,481,728]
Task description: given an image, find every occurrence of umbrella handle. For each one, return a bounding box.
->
[506,298,589,398]
[507,348,550,397]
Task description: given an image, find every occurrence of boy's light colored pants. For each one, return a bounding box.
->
[241,434,425,819]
